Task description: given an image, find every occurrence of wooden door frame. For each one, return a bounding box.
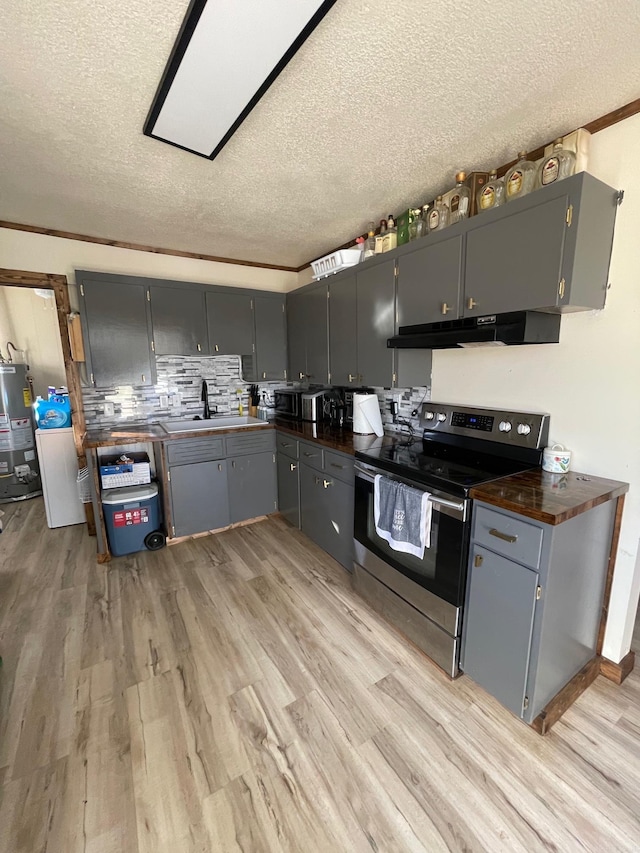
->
[0,267,95,532]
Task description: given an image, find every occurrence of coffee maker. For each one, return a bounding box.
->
[324,388,348,429]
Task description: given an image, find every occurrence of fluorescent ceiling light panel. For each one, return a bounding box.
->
[145,0,336,159]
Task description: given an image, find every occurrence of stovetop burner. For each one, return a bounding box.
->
[356,402,549,497]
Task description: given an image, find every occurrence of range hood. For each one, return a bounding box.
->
[387,311,561,350]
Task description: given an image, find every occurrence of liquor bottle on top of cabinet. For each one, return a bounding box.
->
[363,221,376,259]
[428,196,449,233]
[374,219,387,254]
[538,139,576,187]
[477,170,505,212]
[381,214,397,252]
[409,208,425,240]
[448,171,471,224]
[504,152,537,202]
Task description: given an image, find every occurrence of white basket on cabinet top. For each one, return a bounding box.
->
[311,248,362,280]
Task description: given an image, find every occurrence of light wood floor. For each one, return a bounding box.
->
[1,497,639,852]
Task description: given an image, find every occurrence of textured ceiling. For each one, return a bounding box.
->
[1,0,640,268]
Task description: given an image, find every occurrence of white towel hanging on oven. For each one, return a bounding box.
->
[374,474,432,559]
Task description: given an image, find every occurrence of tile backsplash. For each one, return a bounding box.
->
[81,354,430,432]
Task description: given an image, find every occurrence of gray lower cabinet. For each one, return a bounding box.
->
[277,453,300,528]
[300,461,354,570]
[397,234,463,325]
[253,295,287,381]
[150,285,208,355]
[78,275,156,388]
[206,291,254,356]
[461,499,617,724]
[287,282,329,384]
[169,460,229,537]
[228,451,277,523]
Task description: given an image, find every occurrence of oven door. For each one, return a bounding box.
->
[354,460,470,608]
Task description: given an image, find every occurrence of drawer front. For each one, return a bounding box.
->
[276,431,299,460]
[225,429,275,457]
[299,440,324,469]
[473,504,543,569]
[166,437,225,465]
[323,449,354,485]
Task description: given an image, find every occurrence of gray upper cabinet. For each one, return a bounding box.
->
[329,274,358,385]
[79,276,155,388]
[150,285,208,355]
[463,172,619,316]
[356,260,395,387]
[206,291,254,356]
[287,283,329,383]
[254,295,287,381]
[397,235,463,325]
[464,194,568,316]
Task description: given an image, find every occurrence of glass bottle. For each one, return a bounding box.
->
[505,152,537,202]
[448,171,471,224]
[477,170,505,212]
[538,138,576,187]
[363,221,376,259]
[375,219,387,254]
[409,208,422,240]
[385,214,398,251]
[419,204,430,237]
[427,196,449,232]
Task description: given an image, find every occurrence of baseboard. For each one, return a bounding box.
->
[530,656,601,735]
[600,650,635,685]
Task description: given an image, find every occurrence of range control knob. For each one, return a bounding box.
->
[424,411,435,421]
[437,412,447,422]
[517,423,531,436]
[499,420,512,432]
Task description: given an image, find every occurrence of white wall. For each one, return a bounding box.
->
[0,229,298,293]
[0,287,66,397]
[0,287,16,348]
[431,114,640,664]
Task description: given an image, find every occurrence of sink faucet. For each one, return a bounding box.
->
[201,379,211,419]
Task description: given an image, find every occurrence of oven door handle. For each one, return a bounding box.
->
[354,464,466,513]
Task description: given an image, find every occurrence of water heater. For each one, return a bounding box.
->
[0,363,42,503]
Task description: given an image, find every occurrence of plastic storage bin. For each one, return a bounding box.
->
[33,395,72,429]
[102,482,165,556]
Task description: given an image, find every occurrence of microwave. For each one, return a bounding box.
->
[274,388,303,420]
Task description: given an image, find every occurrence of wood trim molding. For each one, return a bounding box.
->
[295,95,640,272]
[0,267,96,535]
[597,494,626,655]
[0,221,299,274]
[530,656,601,735]
[600,650,635,685]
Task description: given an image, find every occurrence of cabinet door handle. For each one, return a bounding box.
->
[474,554,483,567]
[322,479,332,489]
[215,344,219,352]
[441,302,451,315]
[197,343,202,352]
[314,475,320,485]
[489,528,517,543]
[348,374,357,382]
[231,460,236,468]
[218,463,222,472]
[290,463,297,471]
[299,372,304,380]
[262,372,266,379]
[280,442,292,447]
[330,462,345,470]
[141,374,146,382]
[303,451,318,457]
[467,297,477,310]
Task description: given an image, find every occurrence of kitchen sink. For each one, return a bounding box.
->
[160,416,267,434]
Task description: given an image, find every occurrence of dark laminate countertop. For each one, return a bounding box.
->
[273,418,395,456]
[470,469,629,526]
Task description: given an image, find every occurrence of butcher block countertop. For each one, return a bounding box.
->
[273,418,395,456]
[470,469,629,526]
[82,421,272,448]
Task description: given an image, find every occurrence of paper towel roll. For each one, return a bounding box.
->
[353,393,384,436]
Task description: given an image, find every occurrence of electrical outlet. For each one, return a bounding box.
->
[103,402,114,417]
[159,395,168,408]
[170,394,181,407]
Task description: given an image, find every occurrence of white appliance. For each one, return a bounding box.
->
[35,427,85,528]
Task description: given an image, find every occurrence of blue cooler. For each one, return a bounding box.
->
[102,482,165,556]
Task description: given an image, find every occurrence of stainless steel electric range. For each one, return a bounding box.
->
[353,402,549,677]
